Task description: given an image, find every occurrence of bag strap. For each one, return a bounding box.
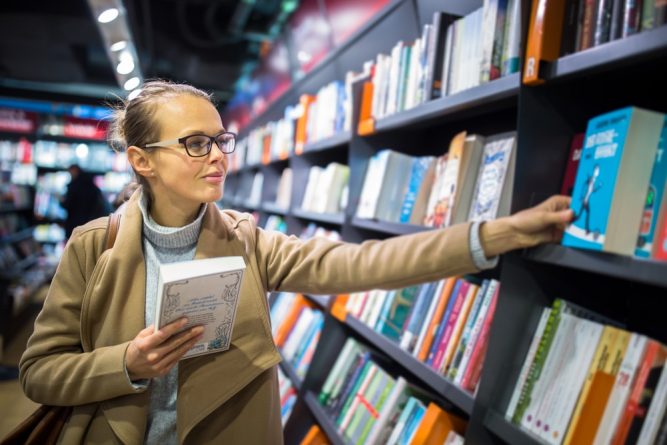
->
[104,204,124,251]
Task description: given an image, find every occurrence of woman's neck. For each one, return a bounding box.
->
[149,195,201,227]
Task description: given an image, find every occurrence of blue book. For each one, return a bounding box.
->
[397,399,426,445]
[636,117,667,257]
[399,157,434,224]
[378,285,420,342]
[400,282,437,352]
[426,279,463,366]
[562,107,664,255]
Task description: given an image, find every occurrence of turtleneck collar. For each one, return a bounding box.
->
[137,191,207,249]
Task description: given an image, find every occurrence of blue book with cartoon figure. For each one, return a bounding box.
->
[636,117,667,257]
[562,107,664,255]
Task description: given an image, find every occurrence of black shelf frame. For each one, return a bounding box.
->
[485,410,545,445]
[303,391,348,445]
[0,226,33,245]
[351,216,431,236]
[304,294,333,311]
[545,26,667,81]
[302,131,351,154]
[262,202,289,216]
[279,349,303,391]
[524,244,667,289]
[345,316,475,415]
[292,208,345,226]
[0,204,31,214]
[372,73,520,134]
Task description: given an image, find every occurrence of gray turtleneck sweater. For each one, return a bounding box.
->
[136,194,207,445]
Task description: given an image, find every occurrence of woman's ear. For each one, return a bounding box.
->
[127,146,153,178]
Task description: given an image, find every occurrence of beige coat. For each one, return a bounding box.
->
[19,191,478,444]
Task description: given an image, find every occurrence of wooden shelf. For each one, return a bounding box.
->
[302,132,351,154]
[262,202,289,216]
[279,350,303,391]
[545,26,667,81]
[345,316,475,415]
[351,217,431,236]
[372,73,520,134]
[292,209,345,226]
[304,391,348,445]
[524,244,667,288]
[485,410,545,445]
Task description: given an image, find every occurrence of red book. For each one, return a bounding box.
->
[561,133,584,197]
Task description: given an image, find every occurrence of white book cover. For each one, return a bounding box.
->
[357,150,389,219]
[155,256,246,359]
[537,318,603,444]
[468,132,516,222]
[593,334,648,445]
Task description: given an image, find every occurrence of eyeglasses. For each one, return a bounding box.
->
[144,132,236,157]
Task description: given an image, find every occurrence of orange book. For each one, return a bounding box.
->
[523,0,567,85]
[357,81,375,136]
[295,94,316,155]
[300,425,331,445]
[262,132,272,164]
[417,278,459,362]
[566,371,617,445]
[409,403,467,445]
[274,294,310,347]
[330,294,350,322]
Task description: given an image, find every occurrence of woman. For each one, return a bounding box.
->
[20,81,572,444]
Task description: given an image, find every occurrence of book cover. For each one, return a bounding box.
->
[563,107,664,255]
[636,117,667,257]
[561,133,585,197]
[154,256,246,359]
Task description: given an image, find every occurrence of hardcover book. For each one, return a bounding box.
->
[154,256,246,359]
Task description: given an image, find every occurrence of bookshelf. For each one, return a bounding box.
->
[279,350,303,391]
[226,0,667,443]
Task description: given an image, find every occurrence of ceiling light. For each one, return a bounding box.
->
[127,89,141,100]
[75,144,89,159]
[116,59,135,75]
[110,40,127,52]
[98,8,119,23]
[124,77,141,91]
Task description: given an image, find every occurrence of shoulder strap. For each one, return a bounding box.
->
[104,205,124,251]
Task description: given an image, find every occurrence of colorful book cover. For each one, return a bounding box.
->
[636,117,667,257]
[563,107,664,254]
[561,133,585,197]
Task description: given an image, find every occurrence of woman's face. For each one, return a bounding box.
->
[148,94,228,210]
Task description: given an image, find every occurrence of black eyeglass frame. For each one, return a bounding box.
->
[144,131,237,157]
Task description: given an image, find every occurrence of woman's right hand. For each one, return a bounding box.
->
[125,318,204,380]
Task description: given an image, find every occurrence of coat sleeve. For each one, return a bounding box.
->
[19,225,146,406]
[252,218,480,295]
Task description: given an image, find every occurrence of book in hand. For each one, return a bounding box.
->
[154,256,246,359]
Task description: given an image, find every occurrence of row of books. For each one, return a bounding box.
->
[345,277,499,394]
[506,298,667,445]
[301,163,349,216]
[33,140,128,172]
[562,106,667,260]
[0,214,29,239]
[271,293,325,381]
[357,131,515,227]
[278,366,298,427]
[318,337,467,445]
[33,223,65,244]
[0,183,31,208]
[365,1,521,127]
[0,138,32,163]
[8,163,37,186]
[524,0,666,84]
[565,0,666,55]
[264,215,288,234]
[231,78,354,171]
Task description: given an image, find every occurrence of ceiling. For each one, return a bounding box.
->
[0,0,293,108]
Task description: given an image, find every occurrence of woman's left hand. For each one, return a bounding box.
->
[481,195,574,257]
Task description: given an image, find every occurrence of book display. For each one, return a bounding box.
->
[218,0,667,443]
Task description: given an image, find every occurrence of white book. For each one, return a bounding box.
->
[155,256,246,359]
[281,307,315,361]
[637,358,667,445]
[537,318,603,444]
[301,166,322,211]
[505,307,551,420]
[369,290,392,329]
[359,290,379,325]
[357,151,389,219]
[367,377,408,445]
[593,334,648,445]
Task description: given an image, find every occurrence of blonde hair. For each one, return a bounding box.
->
[107,80,214,200]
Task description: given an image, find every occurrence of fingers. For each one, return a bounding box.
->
[539,195,571,212]
[158,332,204,373]
[143,318,189,349]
